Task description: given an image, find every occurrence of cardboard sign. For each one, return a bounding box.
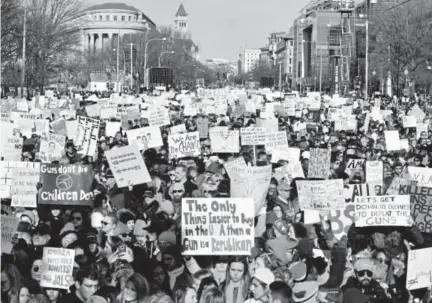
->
[105,144,151,188]
[296,179,344,210]
[74,116,100,156]
[126,126,163,150]
[224,164,271,216]
[275,161,305,183]
[406,248,432,290]
[407,167,432,188]
[240,127,266,146]
[271,147,300,163]
[181,198,254,255]
[402,116,417,128]
[39,164,93,206]
[416,122,428,139]
[345,159,365,182]
[11,164,40,208]
[265,131,288,153]
[223,157,247,172]
[366,161,383,186]
[1,215,19,253]
[384,130,401,151]
[148,107,170,127]
[399,185,432,233]
[196,117,209,139]
[354,195,410,227]
[209,127,240,153]
[308,148,331,179]
[39,133,66,163]
[171,124,187,134]
[105,122,122,137]
[168,131,201,159]
[40,247,75,290]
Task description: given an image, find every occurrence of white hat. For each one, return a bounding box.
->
[302,151,310,160]
[253,267,275,285]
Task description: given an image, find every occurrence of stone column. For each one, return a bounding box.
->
[93,33,97,53]
[108,32,113,50]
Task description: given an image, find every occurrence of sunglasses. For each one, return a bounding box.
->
[121,233,132,237]
[33,266,40,272]
[169,174,175,177]
[72,217,82,221]
[202,190,213,194]
[172,190,183,194]
[356,270,372,277]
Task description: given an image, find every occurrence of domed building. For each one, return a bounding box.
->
[81,2,156,52]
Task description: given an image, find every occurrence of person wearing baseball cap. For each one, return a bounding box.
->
[246,268,275,303]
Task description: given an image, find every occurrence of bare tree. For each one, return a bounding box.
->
[1,0,23,64]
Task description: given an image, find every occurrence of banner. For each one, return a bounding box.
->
[168,131,201,159]
[224,164,271,216]
[181,198,254,255]
[74,116,100,156]
[406,248,432,290]
[265,131,288,153]
[11,164,40,208]
[105,144,151,188]
[209,127,240,153]
[366,161,383,186]
[126,126,163,150]
[39,133,66,163]
[240,127,266,146]
[308,148,331,179]
[148,107,170,127]
[399,185,432,233]
[296,179,344,210]
[40,247,75,290]
[1,215,19,253]
[354,195,410,227]
[39,164,93,206]
[407,167,432,188]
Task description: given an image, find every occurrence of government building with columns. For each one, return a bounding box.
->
[81,3,157,52]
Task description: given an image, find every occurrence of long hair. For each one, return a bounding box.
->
[1,262,22,299]
[223,256,250,299]
[173,284,193,303]
[197,277,218,302]
[198,287,225,303]
[148,262,172,297]
[118,273,150,303]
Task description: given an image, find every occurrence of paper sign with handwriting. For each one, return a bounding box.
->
[209,127,240,153]
[11,165,40,208]
[126,126,163,150]
[308,148,331,179]
[181,198,254,255]
[148,107,170,127]
[354,195,410,227]
[105,144,151,188]
[407,167,432,188]
[1,215,19,253]
[366,161,383,185]
[168,131,201,159]
[399,185,432,233]
[39,133,66,163]
[240,127,266,145]
[296,179,344,210]
[384,130,401,151]
[406,248,432,290]
[40,247,75,290]
[74,116,100,156]
[265,131,288,153]
[271,147,300,163]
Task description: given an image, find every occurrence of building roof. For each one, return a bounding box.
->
[176,4,188,17]
[285,26,294,39]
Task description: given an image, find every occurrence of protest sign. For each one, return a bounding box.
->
[100,107,118,120]
[256,118,278,133]
[240,127,266,146]
[126,126,163,150]
[296,179,344,211]
[224,164,271,217]
[1,215,19,253]
[402,116,417,128]
[345,159,365,182]
[168,131,201,159]
[148,107,170,127]
[416,122,428,139]
[196,117,209,139]
[275,161,305,183]
[1,134,22,161]
[265,131,288,153]
[366,161,383,185]
[105,121,122,137]
[39,133,66,163]
[386,176,415,194]
[65,120,77,139]
[308,148,331,179]
[406,248,432,290]
[51,119,67,137]
[354,195,410,227]
[408,104,426,122]
[0,161,40,198]
[223,157,247,172]
[399,185,432,233]
[181,198,254,255]
[271,147,300,163]
[11,164,40,208]
[40,247,75,290]
[74,116,100,156]
[39,164,93,206]
[335,115,357,132]
[171,124,187,134]
[105,144,151,188]
[85,104,100,117]
[384,130,401,151]
[209,127,240,153]
[407,167,432,188]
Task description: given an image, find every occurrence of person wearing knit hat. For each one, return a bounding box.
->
[292,280,318,303]
[247,268,275,303]
[216,179,230,197]
[21,210,36,225]
[117,209,136,232]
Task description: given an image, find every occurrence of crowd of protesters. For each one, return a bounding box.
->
[2,87,432,303]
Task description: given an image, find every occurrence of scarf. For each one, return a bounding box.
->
[168,264,184,289]
[225,280,245,303]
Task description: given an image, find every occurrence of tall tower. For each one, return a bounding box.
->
[174,3,188,32]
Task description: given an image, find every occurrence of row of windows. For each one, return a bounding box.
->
[93,15,138,22]
[178,22,187,27]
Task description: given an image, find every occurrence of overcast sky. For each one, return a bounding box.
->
[87,0,310,61]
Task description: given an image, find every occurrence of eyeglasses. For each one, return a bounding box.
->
[356,270,372,277]
[72,217,82,221]
[172,190,183,194]
[169,174,175,177]
[32,266,40,272]
[121,233,131,237]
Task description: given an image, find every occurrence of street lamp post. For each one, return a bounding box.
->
[144,37,167,88]
[158,51,175,68]
[128,43,135,89]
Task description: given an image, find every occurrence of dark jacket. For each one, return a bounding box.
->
[342,276,389,303]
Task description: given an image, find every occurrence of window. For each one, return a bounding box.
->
[290,41,294,46]
[99,15,102,21]
[113,15,118,21]
[289,67,292,73]
[106,15,110,21]
[122,16,125,21]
